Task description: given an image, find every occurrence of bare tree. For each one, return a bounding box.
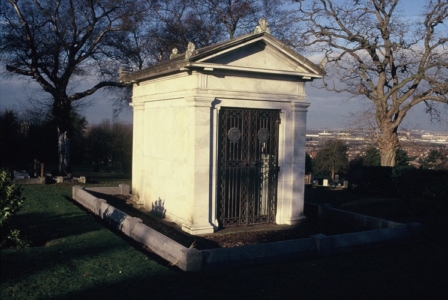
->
[294,0,448,166]
[113,0,294,72]
[1,0,145,174]
[150,0,227,59]
[195,0,296,39]
[195,0,260,38]
[313,139,349,180]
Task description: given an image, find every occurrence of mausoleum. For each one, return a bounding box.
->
[120,20,324,235]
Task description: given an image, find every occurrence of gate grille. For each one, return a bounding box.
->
[218,107,280,227]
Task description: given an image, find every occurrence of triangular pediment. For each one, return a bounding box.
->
[198,40,312,74]
[187,34,324,78]
[121,33,324,83]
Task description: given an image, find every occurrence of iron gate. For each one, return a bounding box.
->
[218,107,280,227]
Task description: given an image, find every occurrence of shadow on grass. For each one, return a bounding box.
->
[1,230,129,284]
[10,211,103,247]
[49,239,448,300]
[1,207,178,290]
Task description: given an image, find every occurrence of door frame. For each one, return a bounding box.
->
[217,107,281,227]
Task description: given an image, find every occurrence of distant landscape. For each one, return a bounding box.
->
[306,128,448,168]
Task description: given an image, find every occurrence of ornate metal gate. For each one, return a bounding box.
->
[218,107,280,227]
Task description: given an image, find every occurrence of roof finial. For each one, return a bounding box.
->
[185,42,196,59]
[170,48,178,59]
[254,18,270,34]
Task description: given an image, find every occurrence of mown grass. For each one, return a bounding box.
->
[1,182,447,299]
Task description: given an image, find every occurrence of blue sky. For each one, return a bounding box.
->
[0,0,446,132]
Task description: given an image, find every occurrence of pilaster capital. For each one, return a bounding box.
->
[130,102,145,110]
[290,101,310,112]
[185,96,218,107]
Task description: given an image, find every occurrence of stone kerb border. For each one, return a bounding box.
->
[72,185,200,271]
[318,203,404,229]
[72,185,423,272]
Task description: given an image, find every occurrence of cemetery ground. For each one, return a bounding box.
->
[1,176,448,299]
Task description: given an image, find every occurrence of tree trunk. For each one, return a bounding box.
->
[377,127,399,167]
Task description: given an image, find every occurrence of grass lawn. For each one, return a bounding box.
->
[1,182,448,299]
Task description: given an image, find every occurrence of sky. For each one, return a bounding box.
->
[0,0,446,132]
[1,70,446,132]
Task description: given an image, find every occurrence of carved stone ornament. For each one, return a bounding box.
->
[228,127,241,142]
[254,18,270,34]
[170,48,178,59]
[258,128,270,142]
[185,42,196,59]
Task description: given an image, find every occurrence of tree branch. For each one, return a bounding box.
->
[68,81,129,102]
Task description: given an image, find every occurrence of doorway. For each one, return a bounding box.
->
[218,107,280,227]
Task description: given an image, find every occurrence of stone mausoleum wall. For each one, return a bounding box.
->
[126,31,324,235]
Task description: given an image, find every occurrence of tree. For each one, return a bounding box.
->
[363,147,381,167]
[350,146,381,169]
[194,0,294,40]
[85,120,132,172]
[196,0,259,39]
[1,0,144,174]
[420,147,448,169]
[305,152,313,174]
[395,147,413,167]
[0,110,25,171]
[0,106,87,175]
[294,0,448,166]
[0,168,26,247]
[313,139,349,180]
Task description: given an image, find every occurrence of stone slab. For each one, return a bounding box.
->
[85,184,130,195]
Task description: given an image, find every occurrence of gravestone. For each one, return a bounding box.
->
[121,20,324,234]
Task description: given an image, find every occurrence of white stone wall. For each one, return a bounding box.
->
[132,68,311,234]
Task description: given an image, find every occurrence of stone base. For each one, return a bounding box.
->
[182,224,215,235]
[283,215,306,225]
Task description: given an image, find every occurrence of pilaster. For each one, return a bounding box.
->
[183,96,217,234]
[282,101,310,225]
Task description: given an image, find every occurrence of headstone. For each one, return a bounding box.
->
[323,179,329,186]
[304,174,312,184]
